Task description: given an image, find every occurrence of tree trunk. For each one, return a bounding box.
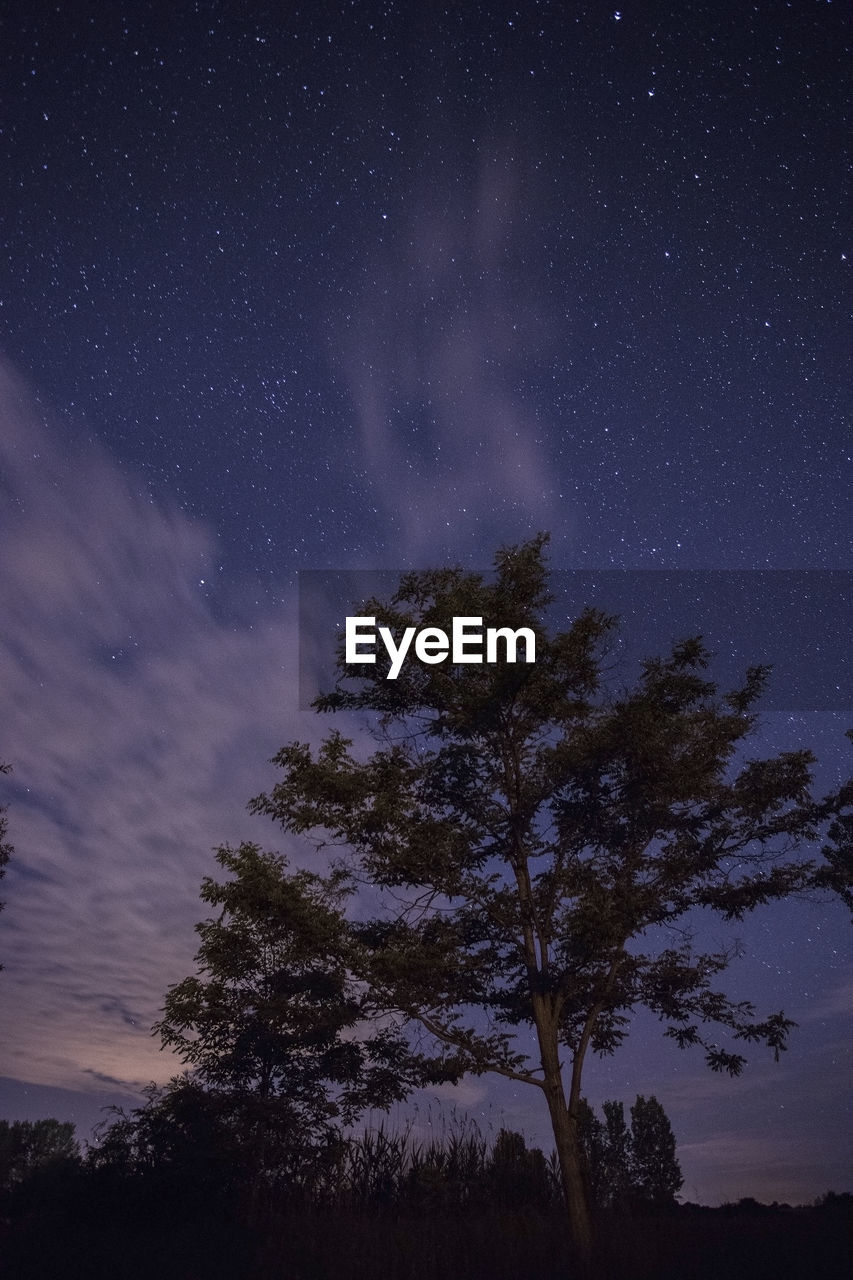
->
[535,1014,594,1274]
[544,1077,594,1274]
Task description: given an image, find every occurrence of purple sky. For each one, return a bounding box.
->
[0,1,850,1206]
[1,369,850,1204]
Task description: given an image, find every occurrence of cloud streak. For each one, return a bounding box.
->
[335,147,576,562]
[0,365,305,1095]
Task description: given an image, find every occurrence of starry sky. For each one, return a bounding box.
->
[0,0,850,1205]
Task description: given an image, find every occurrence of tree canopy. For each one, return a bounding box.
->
[249,536,850,1263]
[154,841,429,1183]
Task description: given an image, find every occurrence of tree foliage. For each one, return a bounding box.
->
[578,1095,682,1210]
[629,1094,683,1205]
[247,536,850,1259]
[154,841,428,1180]
[89,1077,268,1205]
[486,1127,554,1209]
[0,1118,79,1193]
[815,788,853,921]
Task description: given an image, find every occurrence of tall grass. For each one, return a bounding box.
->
[305,1109,560,1214]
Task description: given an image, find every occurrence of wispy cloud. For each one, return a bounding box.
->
[0,365,306,1095]
[334,146,576,562]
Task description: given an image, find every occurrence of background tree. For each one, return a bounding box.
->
[576,1095,680,1211]
[487,1127,553,1209]
[250,537,850,1267]
[90,1080,244,1187]
[600,1101,633,1209]
[154,841,426,1190]
[629,1094,682,1206]
[576,1099,609,1210]
[0,1118,79,1194]
[577,1101,633,1211]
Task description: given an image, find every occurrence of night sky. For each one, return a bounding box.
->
[0,1,850,1206]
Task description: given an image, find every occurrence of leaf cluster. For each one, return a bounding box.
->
[155,842,428,1140]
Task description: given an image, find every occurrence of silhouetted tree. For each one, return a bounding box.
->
[0,1118,79,1192]
[629,1094,682,1206]
[153,841,427,1189]
[249,536,852,1269]
[601,1101,633,1209]
[91,1080,233,1175]
[487,1128,553,1208]
[576,1096,680,1211]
